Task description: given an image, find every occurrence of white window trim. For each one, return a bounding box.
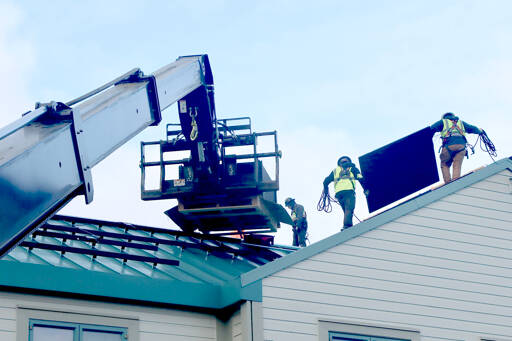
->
[318,319,420,341]
[17,307,139,341]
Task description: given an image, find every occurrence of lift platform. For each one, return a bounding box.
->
[141,117,292,234]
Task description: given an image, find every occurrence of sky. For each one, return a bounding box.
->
[1,0,511,246]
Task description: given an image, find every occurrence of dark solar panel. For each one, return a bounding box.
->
[359,127,439,213]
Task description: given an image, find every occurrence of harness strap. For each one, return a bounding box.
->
[448,120,464,137]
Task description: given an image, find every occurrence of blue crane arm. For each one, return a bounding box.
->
[0,55,213,256]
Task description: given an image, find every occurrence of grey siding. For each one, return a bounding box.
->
[231,308,243,341]
[0,291,217,341]
[262,170,512,341]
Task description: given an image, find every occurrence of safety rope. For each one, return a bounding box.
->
[317,188,338,213]
[467,130,497,162]
[317,188,362,225]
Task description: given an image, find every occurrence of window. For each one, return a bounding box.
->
[319,320,420,341]
[329,332,408,341]
[17,307,138,341]
[30,319,127,341]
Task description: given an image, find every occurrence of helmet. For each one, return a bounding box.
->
[284,197,295,207]
[337,156,351,166]
[442,112,458,120]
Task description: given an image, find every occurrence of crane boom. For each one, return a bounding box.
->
[0,55,213,256]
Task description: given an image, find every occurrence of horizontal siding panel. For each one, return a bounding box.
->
[262,286,512,327]
[442,193,512,212]
[0,330,15,341]
[0,307,16,320]
[139,321,214,338]
[138,311,215,328]
[488,170,512,182]
[343,236,512,269]
[428,200,512,222]
[356,226,512,260]
[264,319,316,335]
[311,250,512,284]
[0,319,15,332]
[379,219,512,251]
[264,329,316,341]
[140,332,214,341]
[264,275,512,315]
[471,179,510,194]
[397,213,512,242]
[458,186,512,204]
[284,259,512,297]
[266,268,512,307]
[412,207,511,230]
[262,297,512,336]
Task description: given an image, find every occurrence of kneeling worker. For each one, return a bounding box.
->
[323,156,368,230]
[284,197,308,247]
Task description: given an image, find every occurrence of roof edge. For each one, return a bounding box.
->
[0,260,232,309]
[241,158,512,287]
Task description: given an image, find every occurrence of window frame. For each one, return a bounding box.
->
[17,307,138,341]
[29,318,127,341]
[318,319,420,341]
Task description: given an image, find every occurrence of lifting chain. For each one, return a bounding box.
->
[189,107,198,141]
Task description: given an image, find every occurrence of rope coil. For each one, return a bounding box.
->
[467,130,497,162]
[317,188,338,213]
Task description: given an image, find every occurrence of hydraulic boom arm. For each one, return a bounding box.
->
[0,55,213,256]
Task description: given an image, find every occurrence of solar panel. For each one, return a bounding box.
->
[359,127,439,213]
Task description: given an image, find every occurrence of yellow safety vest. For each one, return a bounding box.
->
[291,209,306,222]
[441,119,465,138]
[333,166,361,193]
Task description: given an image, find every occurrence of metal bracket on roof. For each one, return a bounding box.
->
[115,71,162,126]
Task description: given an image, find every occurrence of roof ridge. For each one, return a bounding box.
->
[241,158,512,287]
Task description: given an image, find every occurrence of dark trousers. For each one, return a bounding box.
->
[293,220,307,247]
[335,190,356,228]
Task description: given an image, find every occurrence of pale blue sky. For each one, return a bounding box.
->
[1,1,511,244]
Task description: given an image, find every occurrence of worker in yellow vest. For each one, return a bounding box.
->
[284,197,307,247]
[323,156,368,230]
[431,113,482,183]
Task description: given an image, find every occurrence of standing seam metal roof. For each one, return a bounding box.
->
[0,215,295,309]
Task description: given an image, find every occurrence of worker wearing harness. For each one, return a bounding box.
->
[323,156,368,230]
[431,113,482,183]
[284,197,308,247]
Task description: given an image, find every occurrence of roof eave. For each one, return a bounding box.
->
[0,260,250,309]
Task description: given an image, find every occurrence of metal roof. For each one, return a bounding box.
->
[241,157,512,287]
[0,215,295,310]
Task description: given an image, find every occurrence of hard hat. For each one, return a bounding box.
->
[337,156,351,166]
[284,197,295,206]
[442,112,458,120]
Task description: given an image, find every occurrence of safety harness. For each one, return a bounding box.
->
[334,166,356,192]
[439,119,468,159]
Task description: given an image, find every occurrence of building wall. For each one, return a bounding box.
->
[261,170,512,341]
[0,291,220,341]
